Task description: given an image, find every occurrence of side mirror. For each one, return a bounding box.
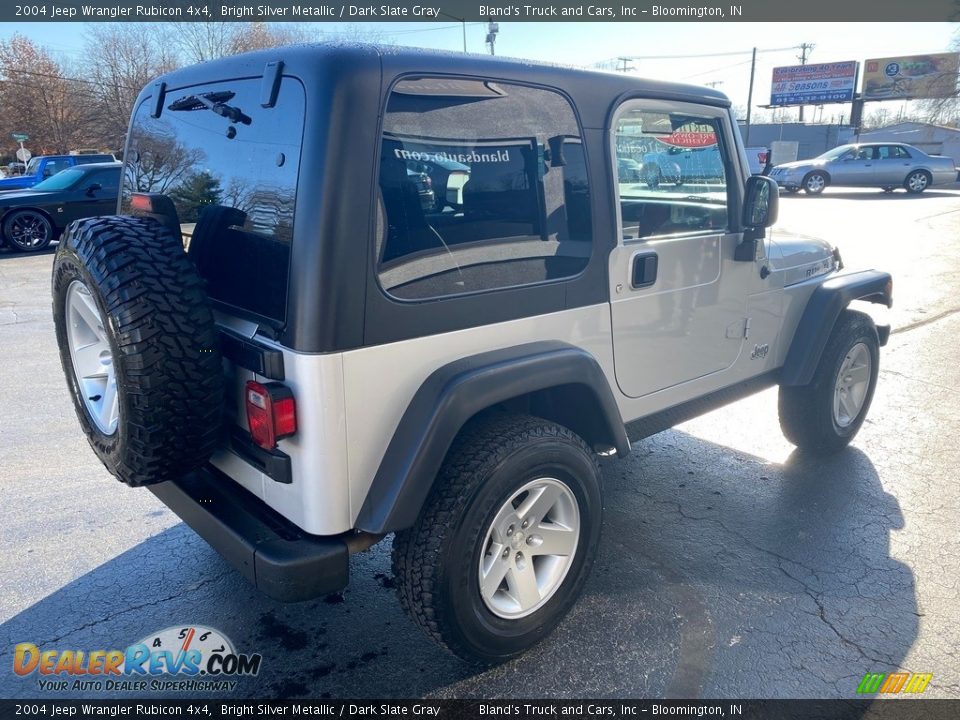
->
[742,175,778,229]
[735,175,778,262]
[547,135,567,167]
[86,183,102,196]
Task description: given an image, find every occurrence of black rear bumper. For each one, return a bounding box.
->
[148,467,349,602]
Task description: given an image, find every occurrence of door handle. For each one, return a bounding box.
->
[631,251,658,289]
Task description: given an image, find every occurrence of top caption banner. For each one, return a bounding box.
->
[3,0,959,22]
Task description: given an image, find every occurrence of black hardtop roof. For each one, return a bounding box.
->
[149,42,731,116]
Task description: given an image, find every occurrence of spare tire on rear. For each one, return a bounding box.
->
[52,216,224,487]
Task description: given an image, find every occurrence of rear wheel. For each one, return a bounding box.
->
[3,209,53,252]
[803,172,828,195]
[778,310,880,453]
[52,216,224,487]
[904,170,930,194]
[392,414,602,663]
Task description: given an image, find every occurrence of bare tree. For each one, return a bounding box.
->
[83,25,178,153]
[0,34,92,154]
[166,22,315,64]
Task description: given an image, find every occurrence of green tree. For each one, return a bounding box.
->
[170,171,222,223]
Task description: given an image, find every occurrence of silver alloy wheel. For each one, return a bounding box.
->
[805,174,826,193]
[906,171,929,192]
[833,342,872,428]
[478,477,580,619]
[65,280,119,435]
[8,210,51,249]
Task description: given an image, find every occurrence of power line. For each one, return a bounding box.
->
[0,67,140,91]
[593,45,799,66]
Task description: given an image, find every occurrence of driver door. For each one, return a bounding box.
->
[608,100,763,398]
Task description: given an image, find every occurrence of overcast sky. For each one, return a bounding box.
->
[6,21,959,120]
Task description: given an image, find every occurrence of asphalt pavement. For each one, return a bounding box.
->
[1,186,959,699]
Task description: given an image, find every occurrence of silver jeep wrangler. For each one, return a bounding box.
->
[52,44,892,664]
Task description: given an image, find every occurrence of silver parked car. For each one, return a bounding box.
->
[770,142,957,195]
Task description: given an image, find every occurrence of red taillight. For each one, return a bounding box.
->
[130,193,153,212]
[245,381,297,450]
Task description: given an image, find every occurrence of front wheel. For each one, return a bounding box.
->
[904,170,930,194]
[803,172,828,195]
[778,310,880,453]
[3,209,53,251]
[392,414,602,663]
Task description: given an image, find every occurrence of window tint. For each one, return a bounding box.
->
[87,168,120,191]
[123,78,304,323]
[616,109,729,239]
[377,78,592,301]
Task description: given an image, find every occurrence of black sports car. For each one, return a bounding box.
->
[0,162,121,253]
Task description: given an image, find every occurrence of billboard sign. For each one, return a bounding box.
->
[862,53,960,100]
[770,61,859,105]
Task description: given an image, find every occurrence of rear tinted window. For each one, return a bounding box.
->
[377,78,593,301]
[122,77,304,323]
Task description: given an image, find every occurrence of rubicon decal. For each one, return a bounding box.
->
[13,626,261,693]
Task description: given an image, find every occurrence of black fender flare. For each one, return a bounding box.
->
[781,270,892,387]
[355,341,630,534]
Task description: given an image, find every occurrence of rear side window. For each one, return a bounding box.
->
[122,77,304,324]
[377,78,593,301]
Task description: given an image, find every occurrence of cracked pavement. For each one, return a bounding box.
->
[1,186,959,699]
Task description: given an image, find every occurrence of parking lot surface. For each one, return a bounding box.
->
[2,187,959,699]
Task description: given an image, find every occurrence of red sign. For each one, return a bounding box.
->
[661,131,717,148]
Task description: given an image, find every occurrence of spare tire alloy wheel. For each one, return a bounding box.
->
[52,216,224,487]
[65,280,118,435]
[4,209,53,251]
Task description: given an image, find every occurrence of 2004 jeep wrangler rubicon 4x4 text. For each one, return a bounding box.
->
[53,44,892,663]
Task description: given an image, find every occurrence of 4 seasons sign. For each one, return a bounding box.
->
[770,61,859,106]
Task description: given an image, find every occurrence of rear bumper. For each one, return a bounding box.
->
[148,466,349,602]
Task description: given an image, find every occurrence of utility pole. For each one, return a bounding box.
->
[616,57,635,73]
[797,42,815,123]
[745,47,757,145]
[485,21,499,56]
[705,81,724,89]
